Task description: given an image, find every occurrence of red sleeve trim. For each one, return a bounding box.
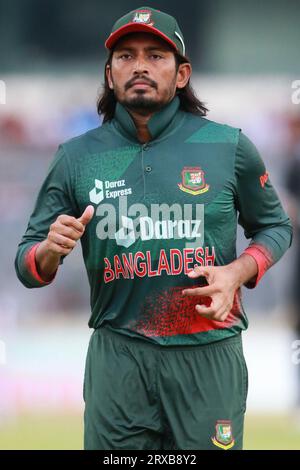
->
[25,242,57,285]
[243,244,274,288]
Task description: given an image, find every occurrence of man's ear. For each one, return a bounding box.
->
[106,64,114,90]
[176,63,192,90]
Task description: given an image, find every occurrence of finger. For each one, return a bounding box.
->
[182,285,216,296]
[56,224,83,241]
[195,296,223,316]
[196,312,215,320]
[57,215,85,233]
[196,300,231,321]
[77,205,94,226]
[49,232,77,249]
[195,304,216,316]
[216,305,232,322]
[219,311,230,322]
[187,265,211,279]
[47,239,73,255]
[209,310,230,323]
[195,307,225,323]
[49,244,72,256]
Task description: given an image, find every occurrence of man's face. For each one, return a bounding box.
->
[106,33,190,114]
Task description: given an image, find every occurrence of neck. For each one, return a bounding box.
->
[127,109,153,143]
[114,96,180,143]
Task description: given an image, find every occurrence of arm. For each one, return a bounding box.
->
[285,156,300,229]
[35,241,62,282]
[34,207,94,281]
[235,131,293,288]
[14,145,79,288]
[182,132,293,321]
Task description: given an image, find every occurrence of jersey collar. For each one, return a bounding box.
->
[113,95,181,142]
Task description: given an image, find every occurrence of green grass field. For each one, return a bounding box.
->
[0,413,299,450]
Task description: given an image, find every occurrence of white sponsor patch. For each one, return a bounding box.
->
[89,179,132,204]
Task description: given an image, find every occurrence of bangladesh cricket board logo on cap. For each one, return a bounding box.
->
[211,420,235,450]
[178,167,209,196]
[132,9,153,25]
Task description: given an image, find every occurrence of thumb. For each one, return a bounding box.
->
[77,205,95,226]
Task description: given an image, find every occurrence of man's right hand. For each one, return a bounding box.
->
[44,205,95,256]
[35,205,94,281]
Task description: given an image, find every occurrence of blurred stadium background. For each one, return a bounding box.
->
[1,0,300,449]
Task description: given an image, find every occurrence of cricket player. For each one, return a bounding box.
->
[15,6,293,450]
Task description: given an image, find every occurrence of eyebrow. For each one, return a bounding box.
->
[114,46,170,53]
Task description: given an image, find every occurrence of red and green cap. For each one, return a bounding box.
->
[105,6,186,56]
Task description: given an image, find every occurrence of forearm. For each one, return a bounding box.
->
[35,240,61,282]
[14,240,60,288]
[235,132,293,288]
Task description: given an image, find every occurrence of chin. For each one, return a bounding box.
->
[123,96,164,112]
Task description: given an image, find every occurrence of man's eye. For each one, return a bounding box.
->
[150,54,162,60]
[119,54,132,60]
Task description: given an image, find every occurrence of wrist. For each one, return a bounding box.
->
[37,239,61,263]
[35,240,61,281]
[226,254,258,289]
[224,262,244,290]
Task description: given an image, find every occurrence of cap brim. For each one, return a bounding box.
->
[105,23,178,52]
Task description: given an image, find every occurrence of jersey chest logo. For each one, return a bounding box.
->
[178,166,210,195]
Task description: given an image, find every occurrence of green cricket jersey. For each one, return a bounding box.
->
[15,96,293,345]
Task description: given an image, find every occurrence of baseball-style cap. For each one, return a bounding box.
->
[105,6,186,56]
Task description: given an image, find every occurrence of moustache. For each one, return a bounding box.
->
[125,76,158,91]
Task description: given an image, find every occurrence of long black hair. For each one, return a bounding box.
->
[97,50,209,123]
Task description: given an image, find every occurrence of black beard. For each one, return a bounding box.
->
[118,93,165,115]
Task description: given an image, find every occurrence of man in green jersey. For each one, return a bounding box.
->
[15,6,293,450]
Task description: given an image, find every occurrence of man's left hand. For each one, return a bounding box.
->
[182,265,241,323]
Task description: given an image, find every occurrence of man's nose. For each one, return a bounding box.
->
[133,56,149,74]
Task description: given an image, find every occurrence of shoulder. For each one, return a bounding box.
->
[235,131,266,176]
[59,121,113,159]
[236,131,260,155]
[183,113,241,144]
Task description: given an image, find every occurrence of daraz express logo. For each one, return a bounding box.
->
[89,179,132,204]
